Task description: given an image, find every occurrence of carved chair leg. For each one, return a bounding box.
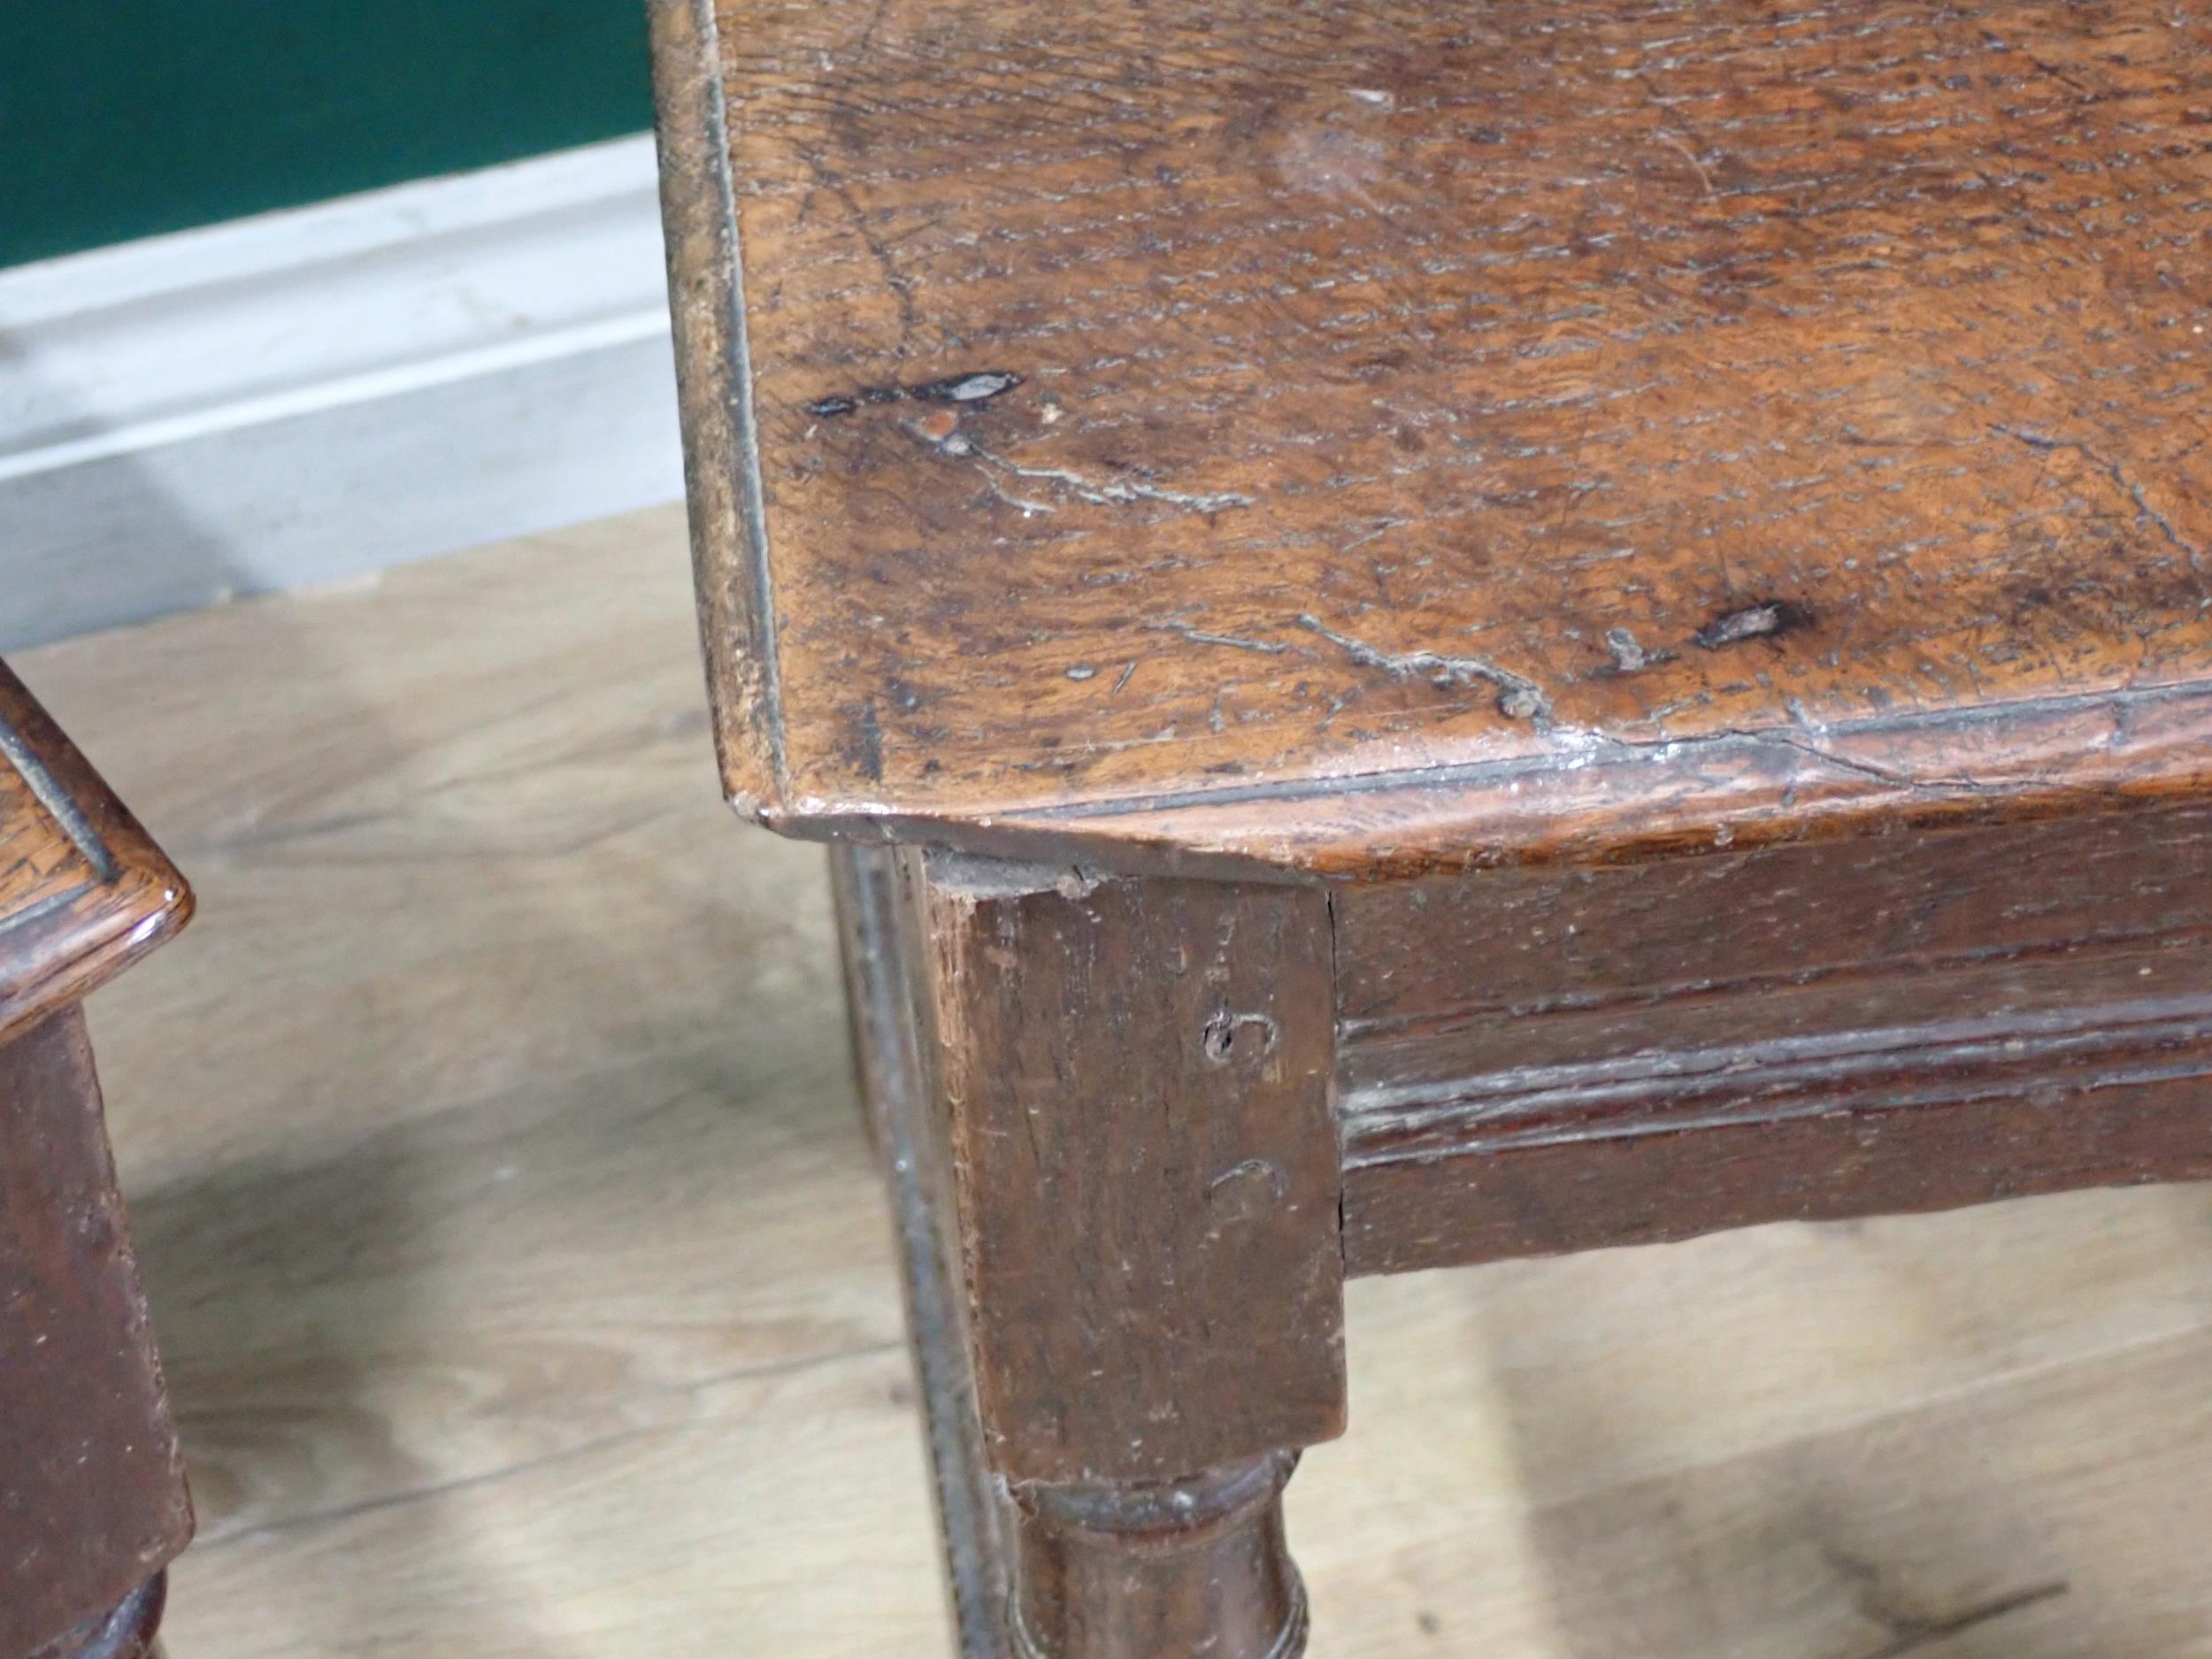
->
[868,849,1346,1659]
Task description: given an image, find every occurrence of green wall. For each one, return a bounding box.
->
[1,2,654,269]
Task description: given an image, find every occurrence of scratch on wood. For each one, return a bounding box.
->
[1152,622,1290,655]
[1993,424,2208,572]
[1736,727,2003,795]
[973,450,1256,516]
[1296,615,1549,722]
[1657,132,1717,196]
[974,464,1058,516]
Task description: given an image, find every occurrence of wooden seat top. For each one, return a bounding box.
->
[651,0,2212,878]
[0,661,190,1042]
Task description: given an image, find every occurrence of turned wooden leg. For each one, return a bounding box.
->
[1008,1456,1308,1659]
[840,846,1346,1659]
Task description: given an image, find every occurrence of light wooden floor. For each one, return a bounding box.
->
[23,507,2212,1659]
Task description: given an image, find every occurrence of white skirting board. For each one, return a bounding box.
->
[0,134,686,650]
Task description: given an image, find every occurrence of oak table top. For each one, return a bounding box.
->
[0,661,192,1043]
[655,0,2212,876]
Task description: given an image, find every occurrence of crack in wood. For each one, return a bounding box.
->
[1295,616,1550,721]
[973,449,1255,516]
[1993,423,2210,573]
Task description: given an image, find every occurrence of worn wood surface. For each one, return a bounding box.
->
[1336,801,2212,1056]
[0,662,192,1042]
[655,0,2212,875]
[1333,800,2212,1271]
[909,853,1343,1486]
[1006,1456,1309,1659]
[832,844,1011,1658]
[24,513,2212,1656]
[0,1011,191,1657]
[1,660,194,1658]
[841,842,1317,1659]
[1347,1083,2212,1275]
[25,1577,167,1659]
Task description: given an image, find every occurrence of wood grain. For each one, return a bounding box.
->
[1335,799,2212,1138]
[1006,1455,1310,1659]
[0,660,192,1042]
[1335,801,2212,1042]
[1331,799,2212,1271]
[0,1011,191,1655]
[0,757,97,920]
[844,843,1322,1659]
[18,512,2212,1655]
[1344,1071,2212,1275]
[832,844,1012,1658]
[656,0,2212,875]
[910,852,1343,1486]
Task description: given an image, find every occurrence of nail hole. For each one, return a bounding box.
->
[1200,1011,1280,1064]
